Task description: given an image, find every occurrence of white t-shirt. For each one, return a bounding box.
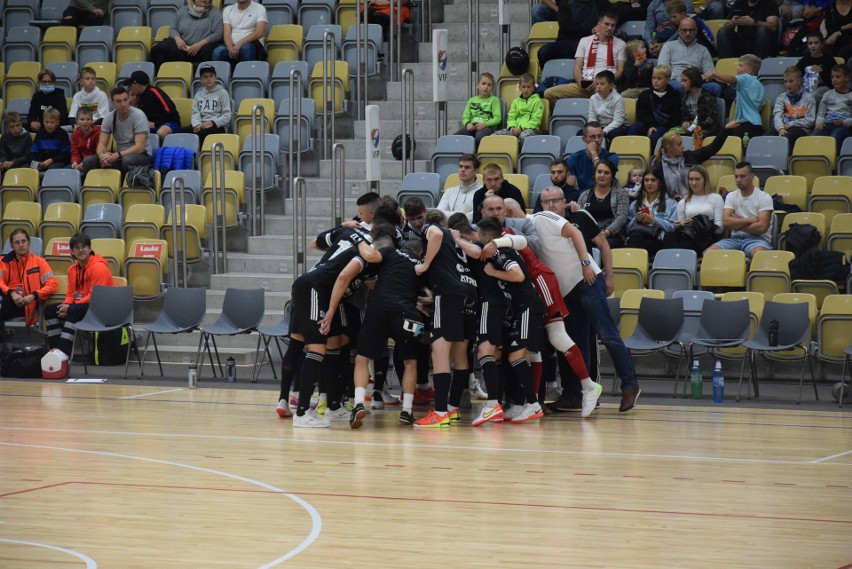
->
[528,210,600,296]
[69,87,111,123]
[724,188,774,241]
[575,34,626,82]
[677,193,725,233]
[223,1,268,45]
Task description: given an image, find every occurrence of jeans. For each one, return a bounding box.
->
[212,41,263,66]
[531,4,557,24]
[561,273,638,401]
[813,123,852,153]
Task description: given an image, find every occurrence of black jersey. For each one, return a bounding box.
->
[421,224,477,299]
[565,209,601,253]
[367,246,423,312]
[497,248,546,313]
[305,237,375,298]
[471,244,510,306]
[314,225,371,251]
[401,221,423,242]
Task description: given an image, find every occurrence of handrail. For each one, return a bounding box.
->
[287,68,303,190]
[331,143,345,227]
[320,30,336,160]
[389,0,397,82]
[292,176,307,278]
[401,67,415,176]
[167,175,188,288]
[210,141,228,273]
[354,0,365,120]
[249,103,266,236]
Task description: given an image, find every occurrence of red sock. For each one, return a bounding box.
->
[531,361,542,396]
[564,345,590,380]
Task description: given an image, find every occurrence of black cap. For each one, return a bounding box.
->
[199,65,217,76]
[129,70,150,85]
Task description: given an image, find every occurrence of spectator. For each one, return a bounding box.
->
[84,86,153,176]
[576,158,629,248]
[70,108,101,173]
[494,73,544,146]
[127,71,181,142]
[706,162,774,258]
[662,164,725,254]
[31,108,71,172]
[454,72,502,150]
[62,0,107,27]
[813,64,852,151]
[533,159,580,211]
[44,232,114,358]
[537,0,612,67]
[823,0,852,60]
[710,54,766,140]
[588,70,628,141]
[796,32,837,105]
[532,0,559,24]
[780,0,806,24]
[628,64,682,148]
[364,0,411,43]
[544,12,626,104]
[436,154,483,221]
[213,0,268,67]
[68,66,111,126]
[472,163,527,223]
[645,0,696,56]
[0,229,58,327]
[716,0,779,59]
[565,121,620,192]
[621,39,654,99]
[652,124,733,198]
[772,66,816,150]
[662,3,719,56]
[150,0,224,73]
[28,70,70,132]
[680,66,722,136]
[191,65,232,144]
[0,112,31,175]
[658,16,721,96]
[624,169,677,257]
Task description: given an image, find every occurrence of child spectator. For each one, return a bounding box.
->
[31,107,71,171]
[191,65,232,144]
[495,73,543,145]
[588,70,628,141]
[70,107,101,172]
[711,54,765,140]
[680,66,721,137]
[772,66,816,151]
[628,64,682,148]
[813,64,852,151]
[621,39,653,99]
[796,32,837,105]
[454,72,502,149]
[0,112,31,174]
[128,71,181,142]
[28,70,70,132]
[624,166,644,200]
[69,66,111,125]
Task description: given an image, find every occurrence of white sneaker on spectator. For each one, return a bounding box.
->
[581,383,603,418]
[502,404,522,423]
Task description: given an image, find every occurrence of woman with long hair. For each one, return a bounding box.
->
[625,169,677,257]
[576,159,629,249]
[652,122,734,199]
[661,165,725,255]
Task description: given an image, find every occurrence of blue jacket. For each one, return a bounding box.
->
[566,148,619,193]
[154,146,195,173]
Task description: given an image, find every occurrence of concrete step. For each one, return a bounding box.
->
[435,21,531,44]
[418,40,508,63]
[395,61,501,80]
[318,157,430,179]
[385,77,485,101]
[202,288,291,311]
[211,271,294,292]
[313,135,437,160]
[248,233,331,256]
[443,1,532,22]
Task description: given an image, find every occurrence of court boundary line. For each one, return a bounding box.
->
[118,388,186,399]
[811,449,852,463]
[0,538,97,568]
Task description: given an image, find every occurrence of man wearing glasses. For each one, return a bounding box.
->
[657,17,721,96]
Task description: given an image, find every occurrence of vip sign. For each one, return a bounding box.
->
[432,29,448,102]
[365,105,381,182]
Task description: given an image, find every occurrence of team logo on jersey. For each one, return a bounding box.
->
[438,50,448,71]
[371,128,380,148]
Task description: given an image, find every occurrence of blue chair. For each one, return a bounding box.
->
[431,135,476,188]
[39,170,82,213]
[111,0,146,29]
[76,26,114,66]
[270,61,310,102]
[3,26,40,68]
[230,61,270,107]
[239,134,280,192]
[264,0,296,27]
[80,203,123,239]
[342,23,383,77]
[298,0,335,31]
[518,135,561,181]
[302,24,342,74]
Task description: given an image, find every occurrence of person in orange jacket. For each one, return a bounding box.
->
[44,232,113,356]
[0,229,59,327]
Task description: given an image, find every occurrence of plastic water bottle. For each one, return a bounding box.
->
[226,357,237,383]
[742,130,750,149]
[712,359,725,403]
[188,363,198,389]
[690,356,703,399]
[804,66,819,93]
[768,319,779,347]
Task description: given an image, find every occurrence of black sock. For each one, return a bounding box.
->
[512,359,537,405]
[433,372,451,412]
[297,351,323,416]
[416,344,430,387]
[279,339,305,401]
[479,356,499,402]
[448,369,469,407]
[321,349,344,411]
[373,352,389,392]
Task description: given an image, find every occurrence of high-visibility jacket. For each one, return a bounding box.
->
[0,251,59,326]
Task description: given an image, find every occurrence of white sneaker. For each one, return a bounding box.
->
[325,406,351,422]
[502,404,522,423]
[371,388,400,410]
[276,399,293,418]
[471,403,504,426]
[470,377,488,400]
[581,383,603,418]
[293,411,330,428]
[512,402,544,423]
[545,383,563,402]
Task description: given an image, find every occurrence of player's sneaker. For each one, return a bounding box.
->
[293,411,330,428]
[399,410,415,425]
[581,383,603,418]
[316,399,328,416]
[325,406,350,422]
[413,386,435,405]
[472,403,504,426]
[447,408,462,424]
[512,402,544,423]
[413,410,451,428]
[470,377,489,400]
[276,399,293,418]
[502,404,522,423]
[349,403,369,429]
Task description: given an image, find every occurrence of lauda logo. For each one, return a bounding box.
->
[135,243,163,258]
[52,242,71,255]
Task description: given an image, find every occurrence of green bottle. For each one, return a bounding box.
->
[690,356,703,399]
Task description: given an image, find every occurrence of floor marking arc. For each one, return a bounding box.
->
[0,538,98,567]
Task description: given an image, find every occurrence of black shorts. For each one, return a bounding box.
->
[431,293,476,343]
[357,310,421,361]
[507,306,545,353]
[289,278,341,344]
[476,300,509,346]
[341,301,363,340]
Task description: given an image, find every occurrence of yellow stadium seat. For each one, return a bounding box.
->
[155,61,193,100]
[746,250,794,299]
[779,211,826,248]
[123,204,166,252]
[202,170,245,227]
[729,100,771,130]
[444,173,484,190]
[526,22,559,65]
[154,26,170,43]
[114,26,152,69]
[81,169,122,212]
[478,135,520,174]
[1,201,41,242]
[609,136,651,187]
[233,98,275,147]
[618,288,665,339]
[91,237,126,276]
[808,176,852,229]
[309,61,349,116]
[611,248,649,298]
[3,61,40,101]
[816,295,852,366]
[41,27,78,66]
[791,279,839,310]
[700,249,746,290]
[172,97,193,129]
[161,205,206,263]
[119,168,162,212]
[44,239,74,276]
[497,61,541,108]
[124,239,168,299]
[267,24,304,67]
[113,276,128,286]
[39,202,81,245]
[773,292,817,338]
[705,19,727,41]
[623,97,636,125]
[789,136,836,189]
[827,212,852,260]
[715,58,738,77]
[199,134,240,183]
[88,62,118,93]
[503,173,530,208]
[0,167,39,209]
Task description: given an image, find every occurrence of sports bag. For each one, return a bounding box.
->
[1,345,47,378]
[93,327,130,366]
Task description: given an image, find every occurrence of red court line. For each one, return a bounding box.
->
[0,481,73,498]
[8,480,851,526]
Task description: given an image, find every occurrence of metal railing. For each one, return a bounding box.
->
[287,68,303,189]
[166,175,189,288]
[320,31,336,160]
[401,67,415,176]
[354,0,367,120]
[331,143,346,227]
[249,103,266,236]
[468,0,480,99]
[292,176,307,278]
[210,141,228,274]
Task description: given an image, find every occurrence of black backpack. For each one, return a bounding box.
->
[391,134,415,161]
[505,47,530,76]
[789,250,850,283]
[784,223,821,256]
[125,164,156,189]
[1,346,46,378]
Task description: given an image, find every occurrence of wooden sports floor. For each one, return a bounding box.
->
[1,379,850,568]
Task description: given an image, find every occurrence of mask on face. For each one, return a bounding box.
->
[40,85,55,94]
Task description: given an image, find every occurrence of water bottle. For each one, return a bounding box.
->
[188,362,198,389]
[226,357,237,383]
[690,356,703,399]
[712,359,725,403]
[768,319,779,347]
[742,130,750,149]
[804,66,819,93]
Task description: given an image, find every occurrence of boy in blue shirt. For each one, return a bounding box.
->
[711,54,765,140]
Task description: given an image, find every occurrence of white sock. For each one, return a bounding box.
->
[581,378,595,391]
[318,393,327,404]
[402,393,414,412]
[447,404,458,412]
[486,399,498,407]
[435,410,447,417]
[354,387,366,405]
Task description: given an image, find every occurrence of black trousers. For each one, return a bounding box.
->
[150,38,218,74]
[62,6,104,27]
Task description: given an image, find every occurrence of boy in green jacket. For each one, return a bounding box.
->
[495,73,544,147]
[454,72,502,149]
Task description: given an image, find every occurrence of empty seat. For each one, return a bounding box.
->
[700,249,746,290]
[342,23,383,77]
[76,26,114,66]
[808,176,852,229]
[266,24,304,68]
[80,169,122,213]
[201,170,245,227]
[611,248,649,298]
[1,167,39,210]
[789,136,837,189]
[3,61,40,101]
[648,248,698,297]
[274,98,315,154]
[199,134,240,182]
[81,203,123,240]
[161,170,202,217]
[517,135,561,181]
[113,26,152,69]
[477,135,520,174]
[827,212,852,260]
[746,250,795,299]
[161,204,207,263]
[549,98,590,147]
[0,201,41,243]
[303,24,343,74]
[111,0,146,30]
[525,21,559,65]
[38,169,82,213]
[265,0,297,27]
[3,26,40,68]
[270,60,310,102]
[123,204,165,250]
[745,135,788,179]
[3,0,36,30]
[233,98,275,146]
[238,134,280,192]
[124,238,168,299]
[39,202,81,245]
[41,27,78,67]
[155,61,193,99]
[298,0,335,31]
[146,0,181,38]
[837,137,852,178]
[230,61,270,107]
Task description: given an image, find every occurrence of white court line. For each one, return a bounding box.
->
[118,388,186,400]
[0,538,97,568]
[0,442,322,568]
[810,449,852,464]
[2,425,847,466]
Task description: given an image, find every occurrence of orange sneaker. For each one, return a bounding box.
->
[447,408,462,424]
[413,410,451,429]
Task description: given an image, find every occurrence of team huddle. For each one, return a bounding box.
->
[276,188,642,429]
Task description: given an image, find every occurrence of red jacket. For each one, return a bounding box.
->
[65,252,113,305]
[0,251,59,326]
[70,125,101,164]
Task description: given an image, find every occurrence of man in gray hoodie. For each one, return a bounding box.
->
[191,65,233,143]
[150,0,224,73]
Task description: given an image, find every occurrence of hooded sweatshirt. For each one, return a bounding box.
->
[69,87,112,123]
[773,88,816,132]
[0,130,32,169]
[71,125,102,164]
[0,250,58,326]
[192,83,233,127]
[65,253,113,305]
[139,85,180,126]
